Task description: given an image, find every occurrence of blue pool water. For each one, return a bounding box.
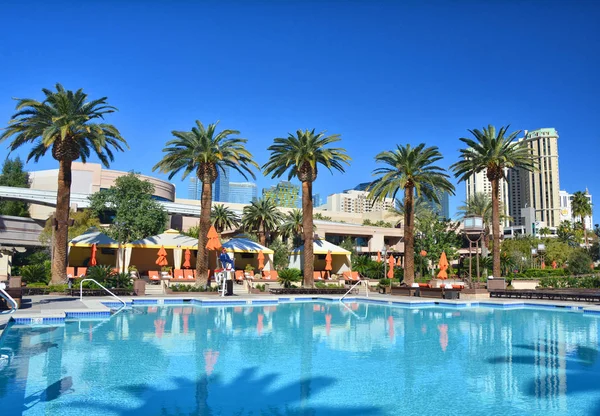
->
[1,302,600,415]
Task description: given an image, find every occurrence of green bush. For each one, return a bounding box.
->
[254,283,266,292]
[379,278,391,288]
[278,268,302,288]
[514,268,566,279]
[539,275,600,289]
[20,261,51,284]
[567,250,593,276]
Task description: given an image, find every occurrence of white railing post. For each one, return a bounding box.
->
[79,279,127,309]
[0,283,18,314]
[339,279,364,302]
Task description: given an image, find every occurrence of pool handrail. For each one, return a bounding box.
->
[79,279,127,309]
[339,279,368,302]
[0,282,18,315]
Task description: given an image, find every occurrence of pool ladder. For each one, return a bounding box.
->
[0,283,18,315]
[79,279,127,310]
[339,280,369,302]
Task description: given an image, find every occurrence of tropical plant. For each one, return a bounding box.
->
[0,84,128,283]
[451,125,537,279]
[86,265,115,283]
[183,225,199,239]
[567,249,593,276]
[557,220,581,247]
[269,238,290,271]
[277,268,302,288]
[20,261,51,284]
[538,227,551,238]
[391,197,439,227]
[0,157,30,217]
[314,213,333,221]
[263,129,350,286]
[369,143,455,286]
[571,190,593,248]
[339,237,355,253]
[210,204,240,233]
[153,120,258,287]
[241,197,284,246]
[279,209,304,247]
[414,216,461,270]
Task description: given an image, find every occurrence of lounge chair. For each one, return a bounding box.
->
[262,270,279,280]
[235,270,244,284]
[148,271,161,283]
[173,269,184,280]
[76,267,87,278]
[185,269,196,280]
[66,267,75,279]
[314,271,324,281]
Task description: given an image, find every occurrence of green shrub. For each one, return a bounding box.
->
[254,283,266,292]
[278,268,302,288]
[379,278,391,288]
[514,268,566,279]
[20,261,51,284]
[567,250,593,276]
[539,275,600,289]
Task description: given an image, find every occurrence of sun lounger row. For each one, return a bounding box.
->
[269,287,357,295]
[69,288,134,297]
[66,267,88,278]
[391,286,461,299]
[490,289,600,302]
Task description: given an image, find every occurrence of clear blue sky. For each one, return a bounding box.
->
[1,0,599,221]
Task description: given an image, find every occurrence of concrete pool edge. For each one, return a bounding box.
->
[4,294,600,327]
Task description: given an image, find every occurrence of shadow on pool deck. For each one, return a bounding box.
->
[66,366,383,415]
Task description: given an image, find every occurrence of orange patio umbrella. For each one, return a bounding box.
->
[552,261,557,269]
[183,248,192,268]
[205,226,222,251]
[325,250,332,278]
[156,245,168,266]
[437,252,449,279]
[90,243,97,266]
[257,250,265,270]
[541,261,546,270]
[387,255,395,279]
[376,251,382,262]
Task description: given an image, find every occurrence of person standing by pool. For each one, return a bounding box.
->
[219,248,234,279]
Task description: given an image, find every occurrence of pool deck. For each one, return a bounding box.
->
[2,293,600,335]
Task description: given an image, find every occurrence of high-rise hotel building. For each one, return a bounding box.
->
[465,170,510,226]
[509,128,561,228]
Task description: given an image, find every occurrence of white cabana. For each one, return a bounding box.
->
[128,229,198,273]
[289,239,352,275]
[68,228,119,267]
[208,238,274,272]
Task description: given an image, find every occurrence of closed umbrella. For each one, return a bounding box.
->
[387,255,395,279]
[376,251,381,262]
[183,249,192,269]
[325,250,332,278]
[257,250,265,270]
[156,245,168,267]
[90,243,97,266]
[205,226,222,251]
[541,261,546,270]
[437,252,449,279]
[552,261,557,269]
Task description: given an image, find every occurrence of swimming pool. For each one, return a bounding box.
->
[1,301,599,415]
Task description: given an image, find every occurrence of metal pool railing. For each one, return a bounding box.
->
[339,280,368,302]
[0,283,18,315]
[79,279,127,309]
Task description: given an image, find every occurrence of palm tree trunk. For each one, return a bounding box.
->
[259,221,266,246]
[51,159,72,284]
[302,181,314,287]
[403,186,415,285]
[196,180,212,287]
[491,178,501,277]
[583,220,588,249]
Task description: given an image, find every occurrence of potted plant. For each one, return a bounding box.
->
[161,266,171,278]
[244,264,255,278]
[128,265,138,278]
[378,278,391,294]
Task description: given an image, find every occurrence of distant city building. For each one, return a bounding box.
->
[262,181,300,208]
[465,170,510,226]
[559,189,593,231]
[313,193,322,207]
[229,182,257,204]
[325,190,394,214]
[187,167,230,202]
[509,128,561,228]
[351,182,372,192]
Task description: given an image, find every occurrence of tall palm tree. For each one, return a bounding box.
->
[571,190,593,248]
[390,197,438,227]
[0,84,127,283]
[263,129,350,286]
[211,204,240,233]
[153,121,257,286]
[280,209,306,247]
[241,197,284,246]
[451,125,537,278]
[369,144,454,286]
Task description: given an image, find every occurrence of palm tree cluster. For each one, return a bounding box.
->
[1,84,540,287]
